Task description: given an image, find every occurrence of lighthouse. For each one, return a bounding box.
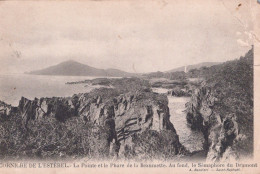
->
[184,66,187,73]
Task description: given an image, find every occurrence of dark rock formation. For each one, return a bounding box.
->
[150,80,187,89]
[185,86,250,162]
[185,47,253,162]
[167,87,191,97]
[18,96,78,127]
[0,101,17,121]
[1,88,186,160]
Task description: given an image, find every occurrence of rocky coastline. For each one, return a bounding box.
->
[0,78,188,160]
[0,48,253,161]
[185,48,253,162]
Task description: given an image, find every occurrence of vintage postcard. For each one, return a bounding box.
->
[0,0,259,173]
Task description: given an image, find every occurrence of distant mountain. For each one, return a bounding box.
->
[27,60,135,77]
[166,62,221,73]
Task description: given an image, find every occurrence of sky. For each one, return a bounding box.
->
[0,0,255,74]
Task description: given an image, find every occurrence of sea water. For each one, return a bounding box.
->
[0,73,99,106]
[152,88,204,152]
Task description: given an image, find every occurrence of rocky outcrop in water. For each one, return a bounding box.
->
[167,87,191,97]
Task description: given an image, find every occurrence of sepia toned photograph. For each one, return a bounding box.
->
[0,0,259,173]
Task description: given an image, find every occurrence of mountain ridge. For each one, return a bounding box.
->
[27,60,222,77]
[27,60,135,77]
[166,62,221,73]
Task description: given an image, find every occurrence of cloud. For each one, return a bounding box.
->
[0,0,253,73]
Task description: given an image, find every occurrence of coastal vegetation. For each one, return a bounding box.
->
[0,47,254,162]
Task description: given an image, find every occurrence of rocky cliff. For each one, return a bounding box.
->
[0,87,186,160]
[185,86,240,161]
[185,48,253,162]
[0,101,17,121]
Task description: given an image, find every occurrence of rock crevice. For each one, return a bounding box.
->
[185,86,247,162]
